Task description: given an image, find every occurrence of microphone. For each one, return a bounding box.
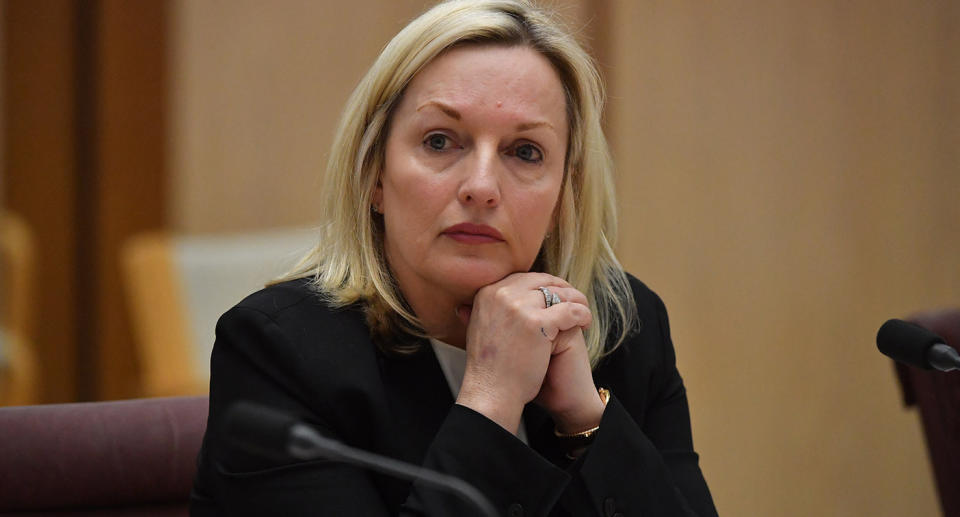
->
[224,401,498,517]
[876,319,960,372]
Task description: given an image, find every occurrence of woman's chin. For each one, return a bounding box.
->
[444,276,500,298]
[435,262,514,297]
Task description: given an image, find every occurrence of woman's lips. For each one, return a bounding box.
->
[442,223,504,244]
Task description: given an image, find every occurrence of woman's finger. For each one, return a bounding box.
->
[536,302,593,340]
[535,285,588,308]
[500,271,573,291]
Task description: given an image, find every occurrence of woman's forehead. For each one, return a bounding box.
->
[402,45,567,124]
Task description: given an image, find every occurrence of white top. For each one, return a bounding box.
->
[429,338,529,445]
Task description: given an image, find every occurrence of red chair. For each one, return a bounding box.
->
[0,396,207,515]
[894,309,960,517]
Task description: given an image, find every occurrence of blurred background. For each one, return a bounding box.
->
[1,0,957,515]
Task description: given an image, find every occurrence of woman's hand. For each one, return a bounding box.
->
[455,272,598,435]
[534,327,607,434]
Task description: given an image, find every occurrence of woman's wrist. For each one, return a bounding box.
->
[553,388,610,459]
[456,386,525,436]
[552,387,608,434]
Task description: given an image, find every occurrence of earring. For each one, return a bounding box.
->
[371,204,381,214]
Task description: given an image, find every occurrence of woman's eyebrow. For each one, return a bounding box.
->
[416,100,555,133]
[516,121,554,132]
[416,101,461,120]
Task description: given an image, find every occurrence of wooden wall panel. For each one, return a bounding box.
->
[3,0,168,402]
[92,0,168,399]
[169,0,434,233]
[606,0,955,515]
[3,0,80,403]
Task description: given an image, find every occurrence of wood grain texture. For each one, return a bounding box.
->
[91,0,168,399]
[2,0,80,403]
[606,1,957,515]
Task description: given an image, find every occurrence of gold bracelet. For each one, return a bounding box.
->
[554,388,610,444]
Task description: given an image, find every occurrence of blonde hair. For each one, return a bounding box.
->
[282,0,637,365]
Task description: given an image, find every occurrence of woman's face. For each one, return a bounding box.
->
[376,44,568,305]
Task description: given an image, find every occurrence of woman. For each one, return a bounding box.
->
[191,1,717,516]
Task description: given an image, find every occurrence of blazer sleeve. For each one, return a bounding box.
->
[192,304,571,517]
[560,287,718,517]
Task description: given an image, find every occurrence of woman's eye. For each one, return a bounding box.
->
[514,143,543,163]
[424,134,449,151]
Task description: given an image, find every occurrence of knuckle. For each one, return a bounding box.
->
[572,304,592,321]
[492,285,511,302]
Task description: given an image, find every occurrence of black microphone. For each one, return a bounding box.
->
[224,401,498,517]
[876,319,960,372]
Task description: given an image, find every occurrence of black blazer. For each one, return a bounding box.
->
[190,275,717,517]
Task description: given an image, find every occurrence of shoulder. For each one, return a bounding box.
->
[202,280,386,477]
[603,272,671,353]
[229,277,358,324]
[219,277,370,346]
[212,278,380,413]
[623,272,669,327]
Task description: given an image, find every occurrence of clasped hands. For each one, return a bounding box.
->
[455,272,607,437]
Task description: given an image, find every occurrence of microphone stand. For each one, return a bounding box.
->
[288,424,499,517]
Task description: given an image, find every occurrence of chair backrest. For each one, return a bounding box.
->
[0,396,208,515]
[122,228,315,396]
[895,308,960,517]
[0,211,38,406]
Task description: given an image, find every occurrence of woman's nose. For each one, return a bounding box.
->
[457,146,501,208]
